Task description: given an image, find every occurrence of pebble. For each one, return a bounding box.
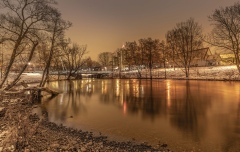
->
[24,149,30,152]
[0,107,4,111]
[87,141,93,146]
[50,143,60,148]
[0,101,169,152]
[80,147,86,152]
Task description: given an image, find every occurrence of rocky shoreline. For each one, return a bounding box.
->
[0,97,170,151]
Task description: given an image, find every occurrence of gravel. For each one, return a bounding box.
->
[0,97,170,152]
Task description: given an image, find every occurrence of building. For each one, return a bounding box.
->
[219,54,235,65]
[169,47,218,67]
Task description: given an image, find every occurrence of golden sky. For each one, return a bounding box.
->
[56,0,239,60]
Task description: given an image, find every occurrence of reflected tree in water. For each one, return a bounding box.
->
[109,79,168,121]
[43,80,88,122]
[98,79,116,104]
[141,80,163,121]
[169,81,211,141]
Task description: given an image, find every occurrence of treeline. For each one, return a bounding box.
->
[98,2,240,79]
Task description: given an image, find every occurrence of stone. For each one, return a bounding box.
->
[87,141,93,146]
[50,143,60,148]
[24,149,30,152]
[62,146,69,150]
[11,145,14,150]
[0,107,6,117]
[80,147,86,152]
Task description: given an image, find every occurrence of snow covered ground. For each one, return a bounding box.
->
[120,65,240,80]
[4,72,43,85]
[5,65,240,84]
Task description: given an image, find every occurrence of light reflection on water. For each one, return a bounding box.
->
[41,79,240,151]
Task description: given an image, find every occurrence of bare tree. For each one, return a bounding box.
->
[0,0,56,89]
[37,42,51,70]
[61,43,88,80]
[124,41,142,77]
[83,57,101,70]
[5,42,38,90]
[138,38,160,79]
[208,3,240,73]
[124,42,138,68]
[50,46,66,80]
[98,52,112,67]
[166,18,203,78]
[159,41,168,79]
[39,7,71,87]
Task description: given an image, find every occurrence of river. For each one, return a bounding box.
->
[41,79,240,151]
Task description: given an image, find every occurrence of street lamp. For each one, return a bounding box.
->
[119,44,125,78]
[121,44,124,71]
[111,52,116,78]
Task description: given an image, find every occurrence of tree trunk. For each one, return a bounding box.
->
[5,42,38,90]
[185,66,189,78]
[137,68,142,78]
[164,61,167,79]
[57,70,60,80]
[67,73,71,80]
[0,39,22,88]
[235,53,240,74]
[39,24,57,87]
[40,57,52,88]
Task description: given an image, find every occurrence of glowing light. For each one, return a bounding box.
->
[59,94,63,105]
[166,80,171,107]
[23,72,41,76]
[132,80,140,97]
[101,80,107,94]
[123,101,127,114]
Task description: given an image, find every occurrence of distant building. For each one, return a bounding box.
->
[169,47,218,67]
[219,54,235,65]
[191,47,213,66]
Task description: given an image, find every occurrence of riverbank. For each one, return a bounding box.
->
[118,65,240,80]
[14,65,240,82]
[0,97,170,151]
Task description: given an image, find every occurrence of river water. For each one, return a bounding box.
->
[41,79,240,151]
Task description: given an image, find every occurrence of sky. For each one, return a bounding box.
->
[56,0,239,60]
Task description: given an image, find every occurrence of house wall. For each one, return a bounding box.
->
[196,60,207,66]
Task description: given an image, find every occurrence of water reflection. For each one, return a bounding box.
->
[169,81,210,142]
[42,79,240,151]
[222,100,240,152]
